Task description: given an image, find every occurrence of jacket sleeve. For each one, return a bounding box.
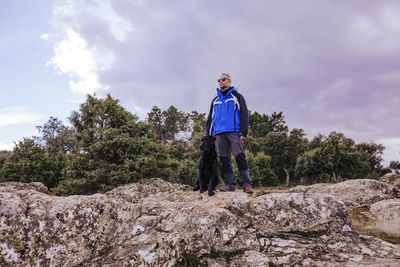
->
[237,93,249,137]
[205,97,217,136]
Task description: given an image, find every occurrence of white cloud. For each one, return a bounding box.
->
[0,106,42,127]
[44,0,131,96]
[86,0,132,42]
[0,142,15,151]
[41,33,50,41]
[52,0,131,41]
[45,28,105,95]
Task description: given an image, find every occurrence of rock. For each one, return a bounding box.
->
[1,178,400,266]
[353,199,400,245]
[370,199,400,222]
[379,173,400,198]
[0,181,49,194]
[289,179,396,209]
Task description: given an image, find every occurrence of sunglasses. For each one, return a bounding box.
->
[217,78,229,82]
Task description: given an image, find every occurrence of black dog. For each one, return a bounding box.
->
[192,135,221,196]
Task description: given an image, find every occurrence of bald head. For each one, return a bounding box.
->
[221,73,231,80]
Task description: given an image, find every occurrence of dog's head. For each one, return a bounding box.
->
[199,135,216,153]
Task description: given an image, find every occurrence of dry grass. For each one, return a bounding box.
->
[253,186,290,196]
[349,208,400,244]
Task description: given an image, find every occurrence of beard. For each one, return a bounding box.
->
[220,85,229,91]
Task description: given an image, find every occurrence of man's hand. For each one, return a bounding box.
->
[240,136,246,141]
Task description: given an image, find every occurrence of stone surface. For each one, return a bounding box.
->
[379,173,400,198]
[1,179,400,266]
[289,179,396,209]
[370,199,400,221]
[0,181,49,194]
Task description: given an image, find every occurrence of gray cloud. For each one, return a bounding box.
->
[50,0,400,161]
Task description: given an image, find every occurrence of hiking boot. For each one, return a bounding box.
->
[219,185,235,192]
[244,185,254,194]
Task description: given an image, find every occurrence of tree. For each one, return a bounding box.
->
[1,138,66,188]
[147,105,190,142]
[36,117,76,156]
[295,132,376,183]
[148,106,165,142]
[54,94,151,194]
[189,111,207,137]
[247,152,279,187]
[257,128,308,186]
[390,161,400,174]
[69,94,140,150]
[284,128,309,185]
[355,142,385,169]
[163,106,189,142]
[342,151,373,178]
[247,111,299,185]
[327,131,356,151]
[295,149,324,183]
[53,94,195,195]
[308,134,324,150]
[5,90,391,194]
[249,111,288,138]
[319,138,347,182]
[259,131,287,182]
[0,150,12,179]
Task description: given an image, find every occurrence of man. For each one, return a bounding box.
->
[205,73,253,193]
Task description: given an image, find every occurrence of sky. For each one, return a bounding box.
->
[0,0,399,166]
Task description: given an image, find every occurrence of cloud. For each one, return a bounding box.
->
[44,0,132,96]
[0,106,42,127]
[346,4,400,58]
[0,142,15,151]
[45,0,400,163]
[44,29,107,95]
[40,33,50,41]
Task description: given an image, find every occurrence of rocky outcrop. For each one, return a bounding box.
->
[1,179,400,266]
[0,181,49,194]
[355,199,400,245]
[379,173,400,198]
[289,175,400,246]
[370,199,400,222]
[289,179,396,209]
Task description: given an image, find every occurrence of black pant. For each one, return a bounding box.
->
[216,132,252,189]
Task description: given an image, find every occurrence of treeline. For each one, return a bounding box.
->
[0,94,396,195]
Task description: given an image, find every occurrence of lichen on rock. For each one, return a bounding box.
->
[289,179,396,209]
[379,173,400,198]
[1,178,400,266]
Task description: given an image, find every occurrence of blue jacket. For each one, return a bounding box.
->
[205,87,249,137]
